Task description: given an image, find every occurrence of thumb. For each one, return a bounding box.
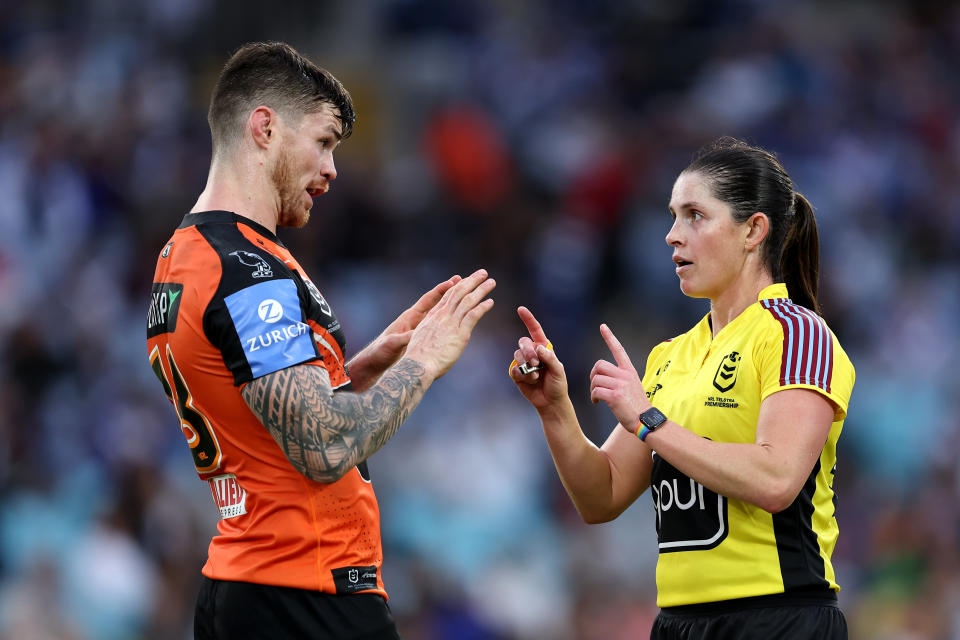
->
[386,330,414,347]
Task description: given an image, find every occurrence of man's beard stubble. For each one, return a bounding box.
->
[271,148,310,229]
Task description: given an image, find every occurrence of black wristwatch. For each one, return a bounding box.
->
[635,407,668,441]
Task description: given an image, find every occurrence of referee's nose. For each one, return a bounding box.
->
[666,217,682,247]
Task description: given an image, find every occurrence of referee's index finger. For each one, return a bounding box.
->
[600,323,631,369]
[517,306,549,345]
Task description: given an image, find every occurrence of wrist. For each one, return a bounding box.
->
[399,353,438,384]
[631,406,667,442]
[536,396,576,422]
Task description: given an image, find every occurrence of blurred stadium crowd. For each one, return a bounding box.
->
[1,0,959,638]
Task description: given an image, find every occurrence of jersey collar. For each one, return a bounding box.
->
[697,283,792,343]
[178,211,283,246]
[758,283,790,302]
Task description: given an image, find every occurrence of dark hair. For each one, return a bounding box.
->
[684,137,821,315]
[208,41,355,156]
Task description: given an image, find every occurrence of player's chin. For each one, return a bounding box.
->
[279,206,312,228]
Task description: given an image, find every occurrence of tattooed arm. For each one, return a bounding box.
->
[242,358,429,483]
[242,269,496,483]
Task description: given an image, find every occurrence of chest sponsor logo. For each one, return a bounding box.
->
[147,282,184,338]
[229,250,273,279]
[651,453,728,553]
[646,383,663,400]
[712,351,741,393]
[209,473,247,519]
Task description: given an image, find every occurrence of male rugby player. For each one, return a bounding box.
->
[146,42,495,639]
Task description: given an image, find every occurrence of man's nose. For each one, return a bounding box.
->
[321,155,337,182]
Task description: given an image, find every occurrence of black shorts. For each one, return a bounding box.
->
[651,594,847,640]
[194,577,401,640]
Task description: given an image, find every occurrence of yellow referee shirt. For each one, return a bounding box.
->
[641,283,855,607]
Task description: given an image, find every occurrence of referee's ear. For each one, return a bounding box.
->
[743,212,770,252]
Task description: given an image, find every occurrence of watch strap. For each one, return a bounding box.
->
[635,407,666,441]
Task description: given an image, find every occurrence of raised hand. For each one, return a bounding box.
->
[347,276,460,390]
[589,324,650,428]
[509,306,569,412]
[404,269,496,380]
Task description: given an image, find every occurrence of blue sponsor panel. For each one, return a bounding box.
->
[225,280,316,378]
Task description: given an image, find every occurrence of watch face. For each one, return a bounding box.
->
[641,407,667,429]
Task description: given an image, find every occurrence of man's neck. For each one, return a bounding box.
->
[191,157,279,234]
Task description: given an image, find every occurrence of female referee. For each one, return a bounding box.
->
[510,138,854,639]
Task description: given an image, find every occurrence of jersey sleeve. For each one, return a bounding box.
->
[757,307,855,421]
[195,224,329,387]
[219,278,320,381]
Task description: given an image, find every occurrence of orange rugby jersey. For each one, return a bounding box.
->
[146,211,385,597]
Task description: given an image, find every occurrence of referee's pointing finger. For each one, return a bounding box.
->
[600,324,633,370]
[518,306,549,345]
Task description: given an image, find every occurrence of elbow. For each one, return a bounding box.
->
[279,443,355,484]
[581,512,615,525]
[305,467,347,484]
[291,459,349,484]
[576,503,623,525]
[756,480,800,514]
[306,462,354,484]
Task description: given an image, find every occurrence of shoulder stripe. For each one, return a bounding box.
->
[761,299,833,394]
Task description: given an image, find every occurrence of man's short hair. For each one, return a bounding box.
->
[208,41,355,155]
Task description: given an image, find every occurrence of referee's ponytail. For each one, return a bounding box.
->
[779,192,820,315]
[684,138,823,316]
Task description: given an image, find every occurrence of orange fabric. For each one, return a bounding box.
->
[147,215,385,597]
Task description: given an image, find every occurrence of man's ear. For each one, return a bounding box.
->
[744,212,769,252]
[249,106,275,150]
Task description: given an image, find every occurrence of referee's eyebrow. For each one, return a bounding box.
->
[669,201,706,214]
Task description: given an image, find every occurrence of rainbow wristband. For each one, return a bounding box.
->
[635,423,652,441]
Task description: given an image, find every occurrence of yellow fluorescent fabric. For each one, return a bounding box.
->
[641,284,855,607]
